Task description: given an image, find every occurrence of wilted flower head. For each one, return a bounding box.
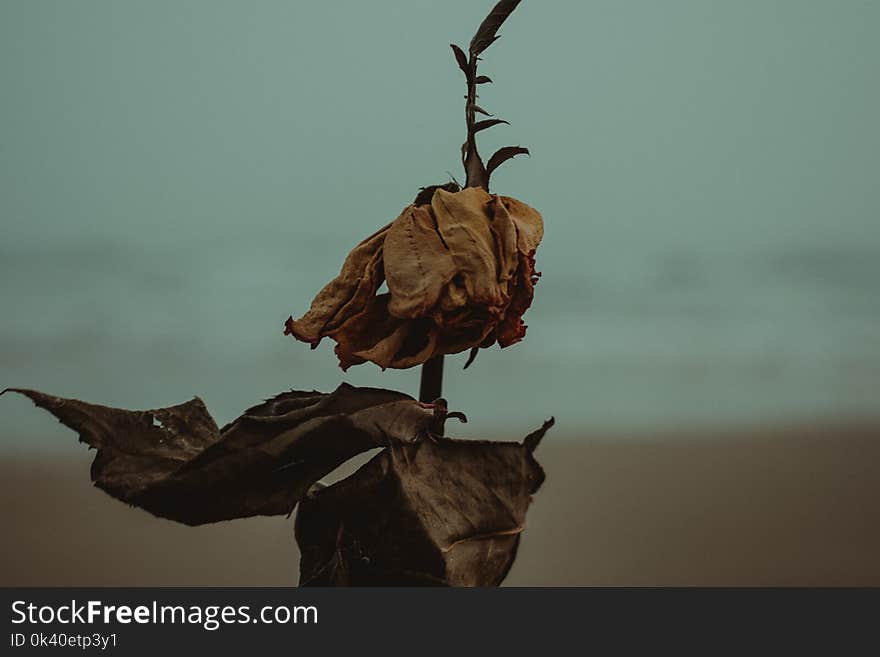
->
[286,186,542,370]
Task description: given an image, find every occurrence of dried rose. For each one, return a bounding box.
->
[286,0,541,372]
[286,186,542,370]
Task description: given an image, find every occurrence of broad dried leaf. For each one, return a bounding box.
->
[2,384,441,525]
[474,75,493,84]
[450,43,469,76]
[473,118,509,133]
[486,145,530,176]
[296,419,552,586]
[470,0,522,55]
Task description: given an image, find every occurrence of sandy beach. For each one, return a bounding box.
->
[3,419,878,586]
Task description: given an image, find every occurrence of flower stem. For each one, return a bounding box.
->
[418,356,444,403]
[463,55,488,190]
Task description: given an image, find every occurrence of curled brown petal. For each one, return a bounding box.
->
[430,188,505,309]
[286,223,390,345]
[384,204,457,319]
[287,187,543,370]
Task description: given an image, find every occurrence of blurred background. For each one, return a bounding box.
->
[2,0,878,585]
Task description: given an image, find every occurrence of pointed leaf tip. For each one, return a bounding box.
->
[486,146,530,176]
[470,0,522,55]
[450,44,469,76]
[523,417,555,453]
[463,346,480,369]
[473,118,509,133]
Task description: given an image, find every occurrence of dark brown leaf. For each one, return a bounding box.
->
[474,75,493,84]
[450,44,469,76]
[473,118,509,133]
[413,182,461,207]
[523,417,555,453]
[473,105,492,116]
[470,0,522,55]
[295,422,550,586]
[2,384,440,526]
[486,145,530,176]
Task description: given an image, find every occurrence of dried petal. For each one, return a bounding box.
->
[430,187,505,308]
[385,204,457,318]
[286,223,390,345]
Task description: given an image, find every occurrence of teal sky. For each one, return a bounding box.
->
[2,1,879,443]
[3,0,878,248]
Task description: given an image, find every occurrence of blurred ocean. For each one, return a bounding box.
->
[2,0,879,447]
[2,229,878,446]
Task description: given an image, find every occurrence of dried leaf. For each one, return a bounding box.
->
[296,420,550,586]
[450,43,469,76]
[2,384,442,525]
[474,75,493,84]
[522,417,555,452]
[469,0,522,55]
[413,182,461,207]
[473,105,492,116]
[473,118,509,133]
[486,145,530,176]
